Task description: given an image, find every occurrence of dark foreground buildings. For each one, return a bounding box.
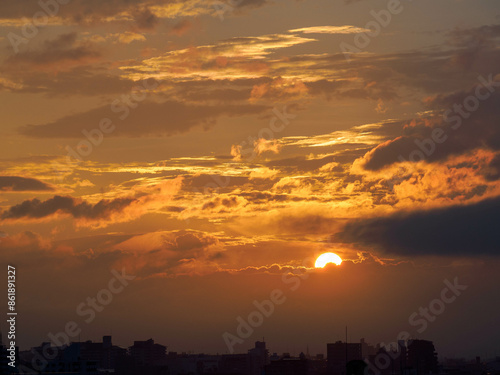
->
[7,336,493,375]
[15,339,270,375]
[326,339,440,375]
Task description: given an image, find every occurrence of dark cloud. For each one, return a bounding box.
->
[316,22,500,97]
[3,52,254,98]
[1,195,133,220]
[130,7,158,30]
[1,67,136,96]
[0,176,53,191]
[201,196,243,211]
[0,0,272,26]
[174,231,219,252]
[234,0,269,9]
[483,153,500,181]
[268,48,479,102]
[0,0,134,20]
[269,24,500,102]
[361,82,500,170]
[335,196,500,256]
[1,178,181,224]
[18,100,269,138]
[4,32,100,68]
[448,23,500,71]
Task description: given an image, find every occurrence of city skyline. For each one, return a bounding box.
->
[4,334,496,375]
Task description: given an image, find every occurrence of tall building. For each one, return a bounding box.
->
[365,344,405,375]
[360,339,377,358]
[218,341,269,375]
[327,341,362,375]
[129,339,167,367]
[249,341,270,375]
[406,340,438,375]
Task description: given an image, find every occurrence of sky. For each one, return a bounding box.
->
[0,0,500,359]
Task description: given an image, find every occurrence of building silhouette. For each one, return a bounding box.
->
[129,338,167,367]
[407,340,438,375]
[219,352,249,375]
[327,341,362,375]
[265,355,308,375]
[8,334,453,375]
[249,341,269,375]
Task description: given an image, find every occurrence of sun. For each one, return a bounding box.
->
[315,252,342,268]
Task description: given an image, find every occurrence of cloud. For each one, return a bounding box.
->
[120,34,315,81]
[155,78,261,103]
[116,31,147,44]
[0,0,275,31]
[0,32,134,95]
[0,176,53,192]
[0,178,182,227]
[250,77,308,102]
[170,19,192,36]
[19,100,269,138]
[10,23,496,101]
[265,155,337,173]
[334,195,500,256]
[249,167,279,180]
[0,0,245,26]
[1,195,134,221]
[230,144,243,161]
[289,25,370,34]
[447,23,500,71]
[0,67,136,96]
[112,230,224,276]
[358,76,500,171]
[130,7,158,30]
[484,153,500,181]
[4,32,100,70]
[254,138,282,156]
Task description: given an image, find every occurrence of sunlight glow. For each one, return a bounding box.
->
[315,252,343,268]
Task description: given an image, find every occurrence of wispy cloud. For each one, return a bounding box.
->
[289,25,370,34]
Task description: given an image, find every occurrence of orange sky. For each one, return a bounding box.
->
[1,0,499,358]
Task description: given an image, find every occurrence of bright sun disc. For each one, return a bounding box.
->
[315,252,342,268]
